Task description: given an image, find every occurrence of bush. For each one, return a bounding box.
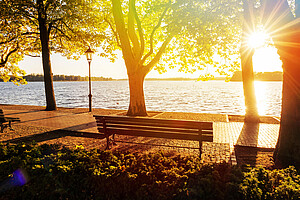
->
[0,143,300,200]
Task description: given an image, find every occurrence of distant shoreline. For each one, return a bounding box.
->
[0,71,284,82]
[230,71,283,82]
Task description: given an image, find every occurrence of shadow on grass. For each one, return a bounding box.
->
[2,129,105,144]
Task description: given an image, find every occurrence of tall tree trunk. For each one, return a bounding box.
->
[261,0,300,167]
[127,71,147,116]
[38,2,57,111]
[274,55,300,167]
[241,0,259,122]
[273,25,300,168]
[241,47,259,122]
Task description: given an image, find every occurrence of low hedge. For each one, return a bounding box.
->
[0,143,300,200]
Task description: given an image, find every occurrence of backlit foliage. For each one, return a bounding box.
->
[0,0,113,84]
[105,0,243,79]
[1,143,300,199]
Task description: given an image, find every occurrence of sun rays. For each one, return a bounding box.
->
[247,31,269,49]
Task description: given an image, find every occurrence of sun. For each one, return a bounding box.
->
[247,31,282,72]
[247,31,269,49]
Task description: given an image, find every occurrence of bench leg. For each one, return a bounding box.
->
[112,134,117,145]
[199,141,203,158]
[8,121,14,131]
[105,135,110,150]
[105,134,117,150]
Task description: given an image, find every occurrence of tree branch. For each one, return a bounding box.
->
[0,32,39,45]
[128,0,141,58]
[48,22,53,36]
[132,1,144,61]
[0,45,19,66]
[105,18,121,47]
[141,2,170,64]
[144,34,174,74]
[112,0,136,71]
[25,53,40,57]
[51,24,71,40]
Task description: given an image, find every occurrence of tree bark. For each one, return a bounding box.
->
[274,55,300,168]
[261,0,300,168]
[241,46,259,122]
[273,24,300,168]
[38,1,57,111]
[241,0,259,122]
[127,71,147,116]
[111,0,172,116]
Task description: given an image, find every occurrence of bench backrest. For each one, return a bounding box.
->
[94,115,213,142]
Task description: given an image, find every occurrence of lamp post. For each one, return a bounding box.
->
[85,47,94,112]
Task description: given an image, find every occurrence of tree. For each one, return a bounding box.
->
[0,2,38,85]
[109,0,242,116]
[2,0,109,110]
[261,0,300,167]
[240,0,259,122]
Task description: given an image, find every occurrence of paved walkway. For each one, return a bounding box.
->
[5,109,98,133]
[1,105,281,165]
[2,107,280,150]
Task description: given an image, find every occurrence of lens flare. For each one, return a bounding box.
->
[248,31,269,49]
[0,169,28,193]
[12,169,28,186]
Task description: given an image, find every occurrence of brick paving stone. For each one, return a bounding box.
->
[214,122,279,149]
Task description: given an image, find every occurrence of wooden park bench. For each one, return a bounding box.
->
[0,109,21,133]
[94,115,213,155]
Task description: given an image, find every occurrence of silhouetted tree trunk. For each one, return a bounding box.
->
[241,0,259,122]
[262,0,300,168]
[37,0,56,111]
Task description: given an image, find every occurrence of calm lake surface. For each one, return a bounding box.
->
[0,81,282,116]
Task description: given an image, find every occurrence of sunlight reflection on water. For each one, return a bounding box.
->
[0,80,282,116]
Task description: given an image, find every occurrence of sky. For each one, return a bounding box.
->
[18,51,203,79]
[18,46,283,79]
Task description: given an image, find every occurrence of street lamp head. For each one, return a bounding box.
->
[85,47,94,62]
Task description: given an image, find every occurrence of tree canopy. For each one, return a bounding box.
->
[107,0,242,77]
[106,0,243,115]
[0,0,112,84]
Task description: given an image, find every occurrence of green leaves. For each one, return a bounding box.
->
[0,0,114,84]
[2,143,300,199]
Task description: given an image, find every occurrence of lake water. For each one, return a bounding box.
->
[0,80,282,116]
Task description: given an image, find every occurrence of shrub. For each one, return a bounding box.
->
[1,143,300,200]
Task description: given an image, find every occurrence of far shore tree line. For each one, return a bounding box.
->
[0,74,113,82]
[230,71,283,81]
[1,0,300,168]
[0,71,284,82]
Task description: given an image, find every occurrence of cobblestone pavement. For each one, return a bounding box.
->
[1,105,279,164]
[214,122,279,149]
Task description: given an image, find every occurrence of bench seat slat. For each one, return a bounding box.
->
[95,118,212,130]
[96,123,213,135]
[98,128,213,142]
